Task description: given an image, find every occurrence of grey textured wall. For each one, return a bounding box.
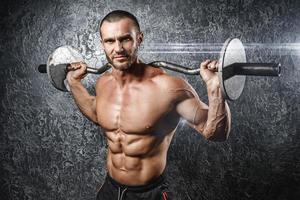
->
[0,0,299,199]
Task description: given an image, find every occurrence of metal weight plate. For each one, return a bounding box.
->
[218,38,246,100]
[46,45,84,91]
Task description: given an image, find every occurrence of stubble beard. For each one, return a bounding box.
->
[107,47,139,71]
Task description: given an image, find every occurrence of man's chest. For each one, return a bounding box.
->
[96,83,176,133]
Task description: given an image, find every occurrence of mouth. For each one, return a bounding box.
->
[113,55,128,61]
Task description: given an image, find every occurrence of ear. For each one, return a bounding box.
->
[137,32,144,45]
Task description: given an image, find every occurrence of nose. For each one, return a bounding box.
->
[114,41,123,53]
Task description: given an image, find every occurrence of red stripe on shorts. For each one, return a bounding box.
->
[162,191,168,200]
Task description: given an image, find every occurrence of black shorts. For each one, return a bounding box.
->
[96,172,171,200]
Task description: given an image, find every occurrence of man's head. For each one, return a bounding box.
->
[99,10,143,71]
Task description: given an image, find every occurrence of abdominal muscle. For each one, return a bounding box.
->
[105,129,175,186]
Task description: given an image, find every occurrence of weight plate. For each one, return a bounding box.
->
[46,46,84,91]
[218,38,246,100]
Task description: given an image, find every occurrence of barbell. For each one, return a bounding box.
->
[38,38,281,100]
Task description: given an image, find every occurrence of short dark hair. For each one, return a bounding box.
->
[99,10,140,37]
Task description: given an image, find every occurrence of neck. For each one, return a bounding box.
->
[112,59,146,87]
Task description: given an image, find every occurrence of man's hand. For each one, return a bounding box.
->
[66,62,88,84]
[200,60,219,88]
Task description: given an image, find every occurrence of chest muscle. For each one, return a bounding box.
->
[96,83,176,134]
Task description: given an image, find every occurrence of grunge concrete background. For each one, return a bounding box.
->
[0,0,299,199]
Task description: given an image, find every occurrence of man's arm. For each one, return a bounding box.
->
[66,62,98,124]
[175,60,231,142]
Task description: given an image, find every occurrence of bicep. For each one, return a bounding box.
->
[161,75,208,131]
[176,96,208,130]
[173,79,208,131]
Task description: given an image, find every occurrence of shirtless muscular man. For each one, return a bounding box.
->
[66,10,231,200]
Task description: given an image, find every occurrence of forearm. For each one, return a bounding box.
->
[68,79,98,123]
[203,84,231,141]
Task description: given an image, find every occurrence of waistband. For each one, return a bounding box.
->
[107,172,166,193]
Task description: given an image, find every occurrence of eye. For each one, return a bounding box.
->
[105,39,114,44]
[121,37,132,43]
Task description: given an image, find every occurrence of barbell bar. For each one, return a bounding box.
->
[38,38,281,100]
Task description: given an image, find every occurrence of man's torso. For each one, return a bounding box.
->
[95,66,184,185]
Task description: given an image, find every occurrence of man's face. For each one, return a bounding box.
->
[100,18,142,71]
